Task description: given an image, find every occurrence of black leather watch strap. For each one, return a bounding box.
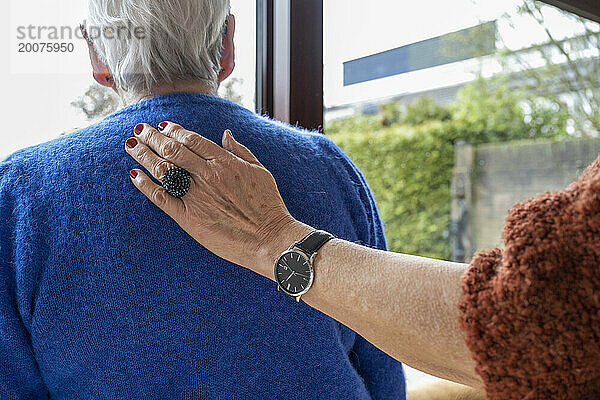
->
[294,230,335,257]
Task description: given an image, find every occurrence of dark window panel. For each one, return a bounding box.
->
[256,0,323,132]
[541,0,600,23]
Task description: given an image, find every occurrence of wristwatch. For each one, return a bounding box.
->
[274,230,335,302]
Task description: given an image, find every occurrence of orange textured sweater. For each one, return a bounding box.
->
[459,155,600,400]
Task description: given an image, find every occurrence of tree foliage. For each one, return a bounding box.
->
[72,77,247,122]
[71,85,120,121]
[451,77,569,143]
[218,77,245,106]
[501,0,600,136]
[327,79,568,259]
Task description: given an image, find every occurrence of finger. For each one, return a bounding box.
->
[129,169,186,218]
[221,130,263,166]
[157,121,228,161]
[125,137,176,182]
[133,123,206,172]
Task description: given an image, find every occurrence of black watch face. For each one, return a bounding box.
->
[275,251,313,296]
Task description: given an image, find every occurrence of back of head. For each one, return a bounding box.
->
[87,0,230,101]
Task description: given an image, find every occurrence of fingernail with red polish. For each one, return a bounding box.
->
[129,170,138,179]
[158,122,168,131]
[126,138,138,149]
[134,124,144,135]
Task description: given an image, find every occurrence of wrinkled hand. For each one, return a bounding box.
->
[125,122,312,277]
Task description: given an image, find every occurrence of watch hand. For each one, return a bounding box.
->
[295,272,309,278]
[282,271,295,283]
[281,261,298,276]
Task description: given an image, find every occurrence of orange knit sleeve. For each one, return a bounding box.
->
[458,156,600,400]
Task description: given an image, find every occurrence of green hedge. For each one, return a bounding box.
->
[327,78,569,259]
[331,122,455,259]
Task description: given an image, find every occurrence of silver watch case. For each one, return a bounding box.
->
[274,245,316,301]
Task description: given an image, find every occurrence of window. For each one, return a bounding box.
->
[1,0,256,160]
[3,0,93,159]
[323,0,599,388]
[219,0,256,111]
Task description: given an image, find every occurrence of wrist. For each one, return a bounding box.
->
[258,217,314,277]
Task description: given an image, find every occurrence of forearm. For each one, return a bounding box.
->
[407,380,486,400]
[262,221,482,389]
[126,127,482,388]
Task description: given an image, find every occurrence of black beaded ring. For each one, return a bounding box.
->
[162,167,191,198]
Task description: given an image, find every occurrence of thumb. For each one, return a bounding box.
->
[222,130,263,166]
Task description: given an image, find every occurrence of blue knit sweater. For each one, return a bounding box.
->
[0,93,406,399]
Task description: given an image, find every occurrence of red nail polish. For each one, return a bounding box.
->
[129,170,138,179]
[134,124,144,135]
[158,122,168,131]
[126,138,138,149]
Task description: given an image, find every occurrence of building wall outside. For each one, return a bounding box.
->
[451,138,600,261]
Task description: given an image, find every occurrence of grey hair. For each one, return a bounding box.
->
[87,0,230,100]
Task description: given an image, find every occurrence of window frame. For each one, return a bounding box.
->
[256,0,323,132]
[543,0,600,23]
[255,0,598,132]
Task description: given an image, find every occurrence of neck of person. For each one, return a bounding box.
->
[134,79,217,103]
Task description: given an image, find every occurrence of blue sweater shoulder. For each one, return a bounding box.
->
[0,94,405,400]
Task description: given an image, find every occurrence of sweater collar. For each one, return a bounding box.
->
[105,92,251,121]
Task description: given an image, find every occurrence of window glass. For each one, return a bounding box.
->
[1,0,255,160]
[219,0,256,111]
[324,0,599,388]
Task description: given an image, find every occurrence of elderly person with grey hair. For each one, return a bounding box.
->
[0,1,407,399]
